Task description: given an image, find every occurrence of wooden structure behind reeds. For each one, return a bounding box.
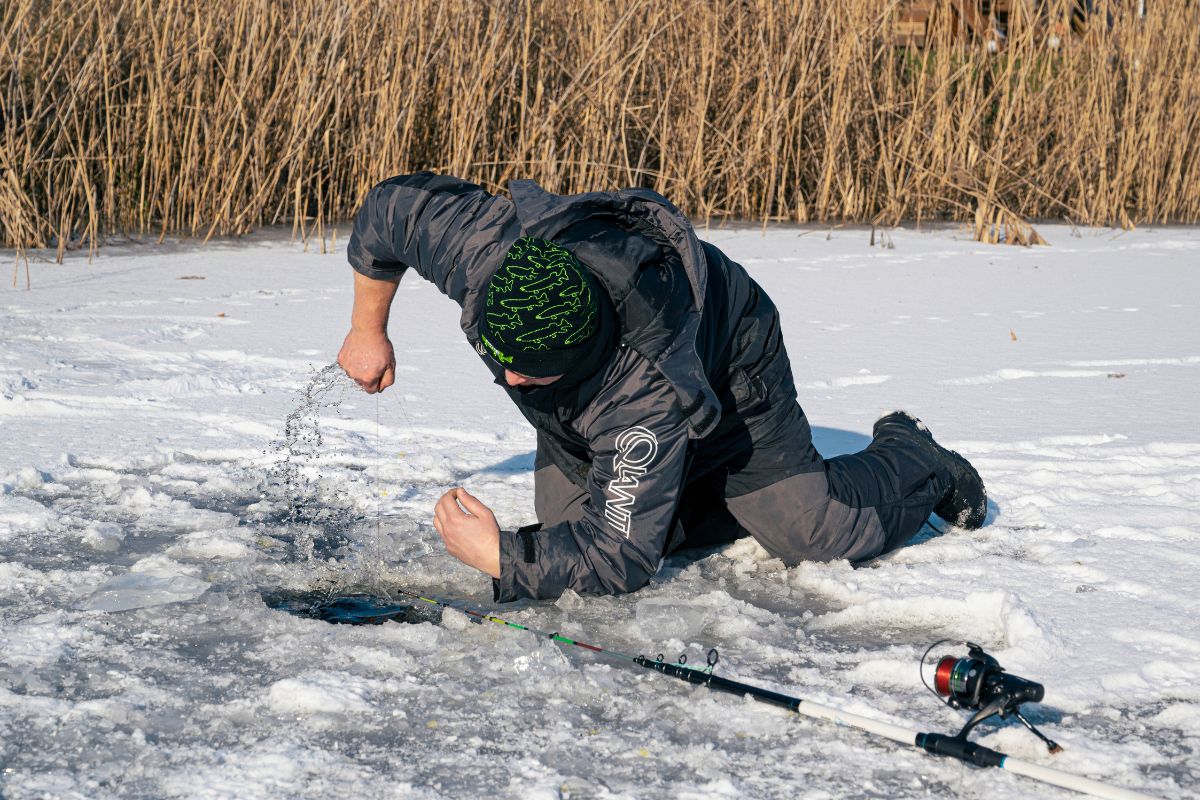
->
[893,1,1139,48]
[1,0,1196,260]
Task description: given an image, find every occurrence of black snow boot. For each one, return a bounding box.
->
[872,411,988,530]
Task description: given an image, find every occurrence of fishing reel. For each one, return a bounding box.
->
[921,640,1061,754]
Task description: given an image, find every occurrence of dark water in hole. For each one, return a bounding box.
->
[260,589,442,625]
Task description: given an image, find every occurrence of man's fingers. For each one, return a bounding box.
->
[428,487,500,578]
[455,489,489,517]
[340,360,383,393]
[435,490,463,522]
[433,502,447,538]
[337,330,396,394]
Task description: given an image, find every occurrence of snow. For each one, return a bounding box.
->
[1,224,1198,798]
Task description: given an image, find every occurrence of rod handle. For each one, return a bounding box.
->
[916,732,1006,768]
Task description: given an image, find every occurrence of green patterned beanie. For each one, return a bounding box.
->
[480,237,600,377]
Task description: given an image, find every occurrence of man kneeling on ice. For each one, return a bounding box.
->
[337,173,987,602]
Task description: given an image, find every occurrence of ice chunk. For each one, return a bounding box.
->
[79,572,210,612]
[166,529,252,561]
[0,617,82,667]
[1,466,50,492]
[80,521,125,552]
[635,597,715,640]
[129,554,202,577]
[267,673,374,715]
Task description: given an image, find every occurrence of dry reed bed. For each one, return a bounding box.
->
[2,0,1199,259]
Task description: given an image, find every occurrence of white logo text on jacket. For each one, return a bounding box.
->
[604,426,659,537]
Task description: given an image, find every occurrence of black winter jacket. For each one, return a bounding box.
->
[347,173,801,601]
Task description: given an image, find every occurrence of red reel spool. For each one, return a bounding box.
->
[934,655,958,697]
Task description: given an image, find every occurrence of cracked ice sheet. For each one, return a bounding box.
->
[0,224,1198,799]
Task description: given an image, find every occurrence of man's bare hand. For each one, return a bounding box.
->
[340,270,400,393]
[433,488,501,579]
[338,328,396,393]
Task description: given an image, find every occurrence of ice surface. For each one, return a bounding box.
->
[1,225,1198,798]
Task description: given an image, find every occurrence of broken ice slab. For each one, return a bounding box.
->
[634,597,716,640]
[80,572,211,612]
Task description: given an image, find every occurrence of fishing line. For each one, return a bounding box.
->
[375,391,383,541]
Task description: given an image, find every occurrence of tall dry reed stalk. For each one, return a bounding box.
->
[2,0,1198,259]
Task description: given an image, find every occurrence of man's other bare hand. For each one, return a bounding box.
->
[433,488,502,579]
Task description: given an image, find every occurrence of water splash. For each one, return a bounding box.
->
[258,363,430,598]
[265,362,358,560]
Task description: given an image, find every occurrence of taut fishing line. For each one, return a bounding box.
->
[373,393,379,535]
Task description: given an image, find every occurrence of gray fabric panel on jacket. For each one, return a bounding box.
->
[534,465,588,527]
[533,427,591,489]
[726,472,888,564]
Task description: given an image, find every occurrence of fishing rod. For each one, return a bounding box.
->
[377,587,1155,800]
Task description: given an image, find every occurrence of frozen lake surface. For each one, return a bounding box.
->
[2,223,1198,799]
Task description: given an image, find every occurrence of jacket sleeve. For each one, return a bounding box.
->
[346,172,517,306]
[493,362,691,601]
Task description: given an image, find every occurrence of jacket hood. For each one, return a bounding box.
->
[459,180,719,439]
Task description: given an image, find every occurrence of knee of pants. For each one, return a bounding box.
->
[726,472,886,565]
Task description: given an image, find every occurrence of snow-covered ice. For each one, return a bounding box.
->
[1,224,1197,799]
